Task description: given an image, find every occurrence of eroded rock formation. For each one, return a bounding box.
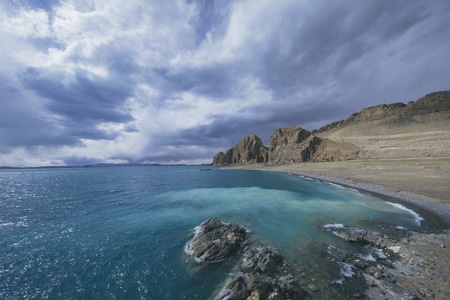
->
[213,246,305,300]
[184,217,247,262]
[268,126,314,164]
[185,218,306,299]
[213,135,269,166]
[213,126,360,166]
[212,91,450,165]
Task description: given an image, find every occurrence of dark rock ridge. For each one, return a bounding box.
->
[314,90,450,134]
[269,126,316,164]
[185,218,306,299]
[185,217,247,262]
[213,126,360,166]
[322,224,435,299]
[213,135,269,166]
[212,91,450,166]
[213,246,305,300]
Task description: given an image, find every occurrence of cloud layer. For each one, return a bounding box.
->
[1,0,450,166]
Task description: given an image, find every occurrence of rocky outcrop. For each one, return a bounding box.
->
[185,218,306,299]
[315,91,450,134]
[403,90,450,116]
[213,126,360,165]
[185,218,247,262]
[213,246,305,300]
[212,91,450,165]
[268,126,360,163]
[213,135,269,166]
[268,126,314,163]
[321,224,444,299]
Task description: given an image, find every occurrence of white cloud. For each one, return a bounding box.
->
[0,0,449,166]
[1,8,50,38]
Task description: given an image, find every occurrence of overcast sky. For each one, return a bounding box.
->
[1,0,449,166]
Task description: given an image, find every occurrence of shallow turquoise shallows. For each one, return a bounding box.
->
[0,166,423,299]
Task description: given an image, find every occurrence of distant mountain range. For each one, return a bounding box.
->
[213,91,450,166]
[0,163,190,170]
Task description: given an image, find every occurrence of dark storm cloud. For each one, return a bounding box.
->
[0,78,78,152]
[20,68,134,140]
[187,0,232,45]
[22,69,133,123]
[259,1,430,95]
[1,0,449,166]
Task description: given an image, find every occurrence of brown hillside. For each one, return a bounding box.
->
[213,91,450,166]
[314,91,450,159]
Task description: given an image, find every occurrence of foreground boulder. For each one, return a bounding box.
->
[185,219,306,299]
[213,246,306,300]
[185,218,247,262]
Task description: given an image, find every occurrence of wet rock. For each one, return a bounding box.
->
[323,225,379,244]
[242,246,288,275]
[213,246,306,300]
[212,275,250,300]
[323,224,446,299]
[185,217,247,262]
[388,245,401,254]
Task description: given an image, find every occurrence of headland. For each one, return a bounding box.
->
[213,91,450,299]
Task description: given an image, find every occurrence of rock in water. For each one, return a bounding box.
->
[213,246,306,300]
[185,217,247,262]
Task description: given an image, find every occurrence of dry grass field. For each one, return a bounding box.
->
[255,158,450,207]
[317,113,450,160]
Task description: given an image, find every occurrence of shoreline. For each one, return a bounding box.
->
[278,171,450,231]
[228,159,450,231]
[227,160,450,298]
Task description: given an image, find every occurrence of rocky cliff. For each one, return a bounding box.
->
[213,127,360,166]
[212,91,450,166]
[268,126,313,163]
[213,135,269,166]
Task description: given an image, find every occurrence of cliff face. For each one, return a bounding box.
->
[214,127,359,166]
[269,126,312,163]
[213,135,269,166]
[212,91,450,166]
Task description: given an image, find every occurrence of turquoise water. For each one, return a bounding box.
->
[0,166,424,299]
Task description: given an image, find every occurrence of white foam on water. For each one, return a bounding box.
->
[331,262,355,284]
[339,262,355,278]
[322,223,344,230]
[0,222,14,227]
[359,253,376,262]
[386,202,424,226]
[326,182,344,189]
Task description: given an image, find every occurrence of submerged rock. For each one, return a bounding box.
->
[185,218,306,299]
[185,217,247,262]
[323,224,380,244]
[322,224,432,299]
[213,246,306,300]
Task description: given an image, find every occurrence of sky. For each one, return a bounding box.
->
[1,0,450,167]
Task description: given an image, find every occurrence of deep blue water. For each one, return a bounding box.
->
[0,166,424,299]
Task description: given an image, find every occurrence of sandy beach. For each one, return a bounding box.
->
[230,157,450,227]
[230,158,450,299]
